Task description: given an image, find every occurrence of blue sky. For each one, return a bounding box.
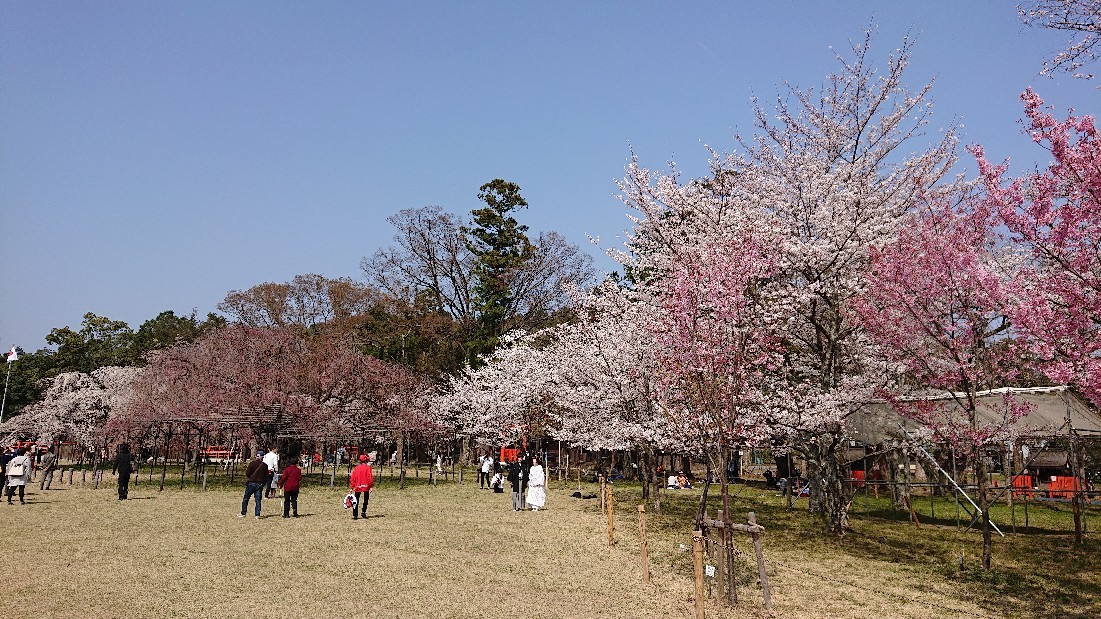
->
[1,2,1097,351]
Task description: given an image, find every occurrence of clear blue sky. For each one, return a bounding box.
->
[1,2,1097,351]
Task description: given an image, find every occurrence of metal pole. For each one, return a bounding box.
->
[900,424,1002,536]
[1,357,14,420]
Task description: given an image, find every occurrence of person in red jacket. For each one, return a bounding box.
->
[279,459,303,518]
[349,453,374,520]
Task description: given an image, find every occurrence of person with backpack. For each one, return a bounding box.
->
[5,447,32,504]
[348,453,374,520]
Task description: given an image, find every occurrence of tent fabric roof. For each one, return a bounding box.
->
[845,386,1101,444]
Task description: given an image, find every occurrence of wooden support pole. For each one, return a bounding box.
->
[607,483,616,546]
[599,475,607,515]
[748,512,772,610]
[202,471,208,492]
[638,505,650,583]
[692,530,706,619]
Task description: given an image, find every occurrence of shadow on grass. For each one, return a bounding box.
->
[605,481,1100,619]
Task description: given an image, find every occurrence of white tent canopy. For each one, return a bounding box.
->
[845,386,1101,445]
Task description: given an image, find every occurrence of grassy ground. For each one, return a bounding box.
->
[2,469,1098,618]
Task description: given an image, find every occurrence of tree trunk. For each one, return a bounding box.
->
[886,446,910,512]
[975,445,992,570]
[807,433,852,534]
[397,431,406,490]
[718,445,738,605]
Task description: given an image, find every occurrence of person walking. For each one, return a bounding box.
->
[262,447,280,499]
[38,446,57,491]
[279,459,302,518]
[111,443,133,500]
[239,450,268,519]
[5,447,32,504]
[479,454,492,489]
[349,454,374,520]
[525,456,546,511]
[1,444,15,491]
[507,459,526,511]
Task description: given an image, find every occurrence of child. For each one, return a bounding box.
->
[490,471,504,493]
[279,459,302,518]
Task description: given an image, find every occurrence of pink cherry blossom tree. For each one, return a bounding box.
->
[974,89,1101,406]
[851,195,1028,570]
[123,326,433,457]
[613,32,960,536]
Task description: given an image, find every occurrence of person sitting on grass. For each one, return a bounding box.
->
[667,474,680,489]
[677,473,692,489]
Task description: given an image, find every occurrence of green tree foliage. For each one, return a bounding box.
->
[1,351,52,421]
[463,179,536,358]
[352,294,471,378]
[134,310,226,353]
[2,310,224,419]
[46,313,138,373]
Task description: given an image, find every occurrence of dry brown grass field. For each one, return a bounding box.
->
[2,470,1098,618]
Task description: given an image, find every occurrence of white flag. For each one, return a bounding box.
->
[6,346,18,362]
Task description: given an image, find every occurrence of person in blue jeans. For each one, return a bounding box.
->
[239,450,268,519]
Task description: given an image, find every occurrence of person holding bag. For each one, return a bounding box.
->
[349,454,374,520]
[6,447,32,504]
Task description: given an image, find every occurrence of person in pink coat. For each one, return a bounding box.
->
[348,453,374,520]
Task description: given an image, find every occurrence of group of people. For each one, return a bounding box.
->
[666,472,693,490]
[8,441,552,516]
[477,453,546,511]
[2,444,59,504]
[238,446,375,521]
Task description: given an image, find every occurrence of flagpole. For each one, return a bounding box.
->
[1,358,12,421]
[1,347,18,421]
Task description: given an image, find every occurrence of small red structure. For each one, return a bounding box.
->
[1047,475,1081,499]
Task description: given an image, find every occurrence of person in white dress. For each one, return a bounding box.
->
[525,456,546,511]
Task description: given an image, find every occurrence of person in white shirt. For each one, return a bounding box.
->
[262,448,280,498]
[479,455,493,489]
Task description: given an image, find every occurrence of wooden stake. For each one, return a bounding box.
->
[748,512,772,610]
[599,475,607,515]
[638,505,650,583]
[607,483,616,546]
[692,530,706,619]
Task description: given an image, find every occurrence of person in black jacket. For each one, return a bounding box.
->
[507,459,527,511]
[112,443,133,500]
